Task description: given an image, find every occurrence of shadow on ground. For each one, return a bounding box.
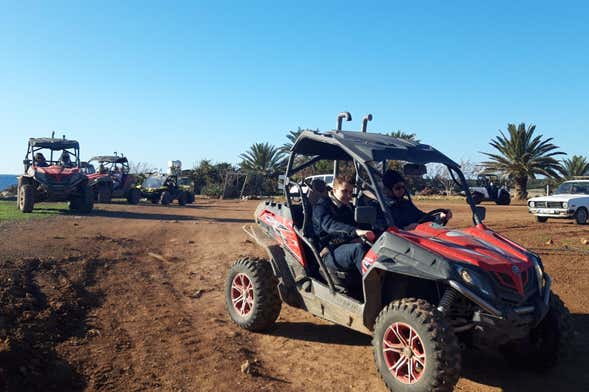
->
[0,256,109,392]
[269,314,589,391]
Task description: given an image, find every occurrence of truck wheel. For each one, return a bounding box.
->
[536,216,548,223]
[225,257,282,332]
[500,293,572,371]
[19,184,35,213]
[96,185,112,203]
[472,192,484,205]
[373,298,460,392]
[496,190,511,205]
[160,191,171,205]
[127,188,141,204]
[575,208,588,225]
[188,192,195,204]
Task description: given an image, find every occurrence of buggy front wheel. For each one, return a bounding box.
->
[373,298,461,392]
[225,257,281,332]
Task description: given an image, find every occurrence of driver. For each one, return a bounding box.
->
[34,153,48,167]
[312,175,375,283]
[383,169,453,230]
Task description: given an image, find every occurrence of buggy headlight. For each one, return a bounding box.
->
[456,265,495,298]
[529,201,535,208]
[562,202,568,209]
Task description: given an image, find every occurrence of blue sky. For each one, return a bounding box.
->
[1,1,588,174]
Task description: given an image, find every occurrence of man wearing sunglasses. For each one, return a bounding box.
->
[383,169,452,230]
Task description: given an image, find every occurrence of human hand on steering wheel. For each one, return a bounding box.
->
[355,229,376,244]
[415,208,453,226]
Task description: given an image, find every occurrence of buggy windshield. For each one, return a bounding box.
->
[143,176,165,188]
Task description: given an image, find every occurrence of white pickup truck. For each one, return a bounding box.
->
[527,180,589,224]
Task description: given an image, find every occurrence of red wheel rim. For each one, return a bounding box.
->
[231,273,254,317]
[382,322,426,384]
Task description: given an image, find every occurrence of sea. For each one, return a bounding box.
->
[0,174,18,191]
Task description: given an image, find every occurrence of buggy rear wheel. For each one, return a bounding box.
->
[160,191,172,205]
[495,189,511,205]
[127,188,141,204]
[373,298,460,392]
[96,184,112,203]
[225,257,281,332]
[18,184,35,213]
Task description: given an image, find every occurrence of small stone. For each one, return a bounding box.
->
[240,360,251,374]
[582,239,589,245]
[545,239,554,245]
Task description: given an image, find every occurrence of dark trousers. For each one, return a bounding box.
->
[322,243,365,274]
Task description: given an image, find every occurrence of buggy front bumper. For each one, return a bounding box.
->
[448,275,551,328]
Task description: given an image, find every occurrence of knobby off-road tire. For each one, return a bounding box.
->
[127,188,141,204]
[495,190,511,205]
[79,186,94,213]
[160,191,172,205]
[19,184,35,213]
[501,292,572,371]
[70,186,94,213]
[373,298,461,392]
[536,216,548,223]
[472,192,484,205]
[225,257,282,332]
[177,191,188,206]
[575,207,588,225]
[96,184,112,203]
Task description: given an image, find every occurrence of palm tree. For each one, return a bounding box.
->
[240,142,285,174]
[561,155,589,179]
[482,123,565,200]
[281,127,319,153]
[389,130,420,143]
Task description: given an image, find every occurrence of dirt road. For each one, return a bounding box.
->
[0,199,587,391]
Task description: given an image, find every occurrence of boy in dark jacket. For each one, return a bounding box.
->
[312,175,375,279]
[382,170,452,230]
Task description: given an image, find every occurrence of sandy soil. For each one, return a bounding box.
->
[0,199,587,392]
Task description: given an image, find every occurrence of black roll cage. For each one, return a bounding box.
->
[283,130,482,228]
[24,143,81,171]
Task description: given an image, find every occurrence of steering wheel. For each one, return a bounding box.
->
[417,208,451,226]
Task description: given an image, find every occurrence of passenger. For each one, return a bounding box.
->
[59,151,73,167]
[383,169,453,230]
[34,153,49,167]
[312,175,375,284]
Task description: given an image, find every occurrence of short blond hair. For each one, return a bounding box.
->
[333,175,355,190]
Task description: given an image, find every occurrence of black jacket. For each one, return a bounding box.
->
[389,197,427,228]
[312,195,357,249]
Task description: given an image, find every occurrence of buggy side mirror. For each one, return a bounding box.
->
[475,206,486,222]
[403,163,427,177]
[355,205,377,226]
[277,174,288,190]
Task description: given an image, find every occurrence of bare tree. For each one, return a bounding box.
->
[129,161,156,175]
[427,164,455,195]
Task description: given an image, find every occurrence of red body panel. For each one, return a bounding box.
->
[390,223,532,295]
[257,209,306,265]
[35,165,80,182]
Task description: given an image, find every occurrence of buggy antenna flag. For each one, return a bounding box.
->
[51,131,55,139]
[361,114,373,133]
[336,111,352,131]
